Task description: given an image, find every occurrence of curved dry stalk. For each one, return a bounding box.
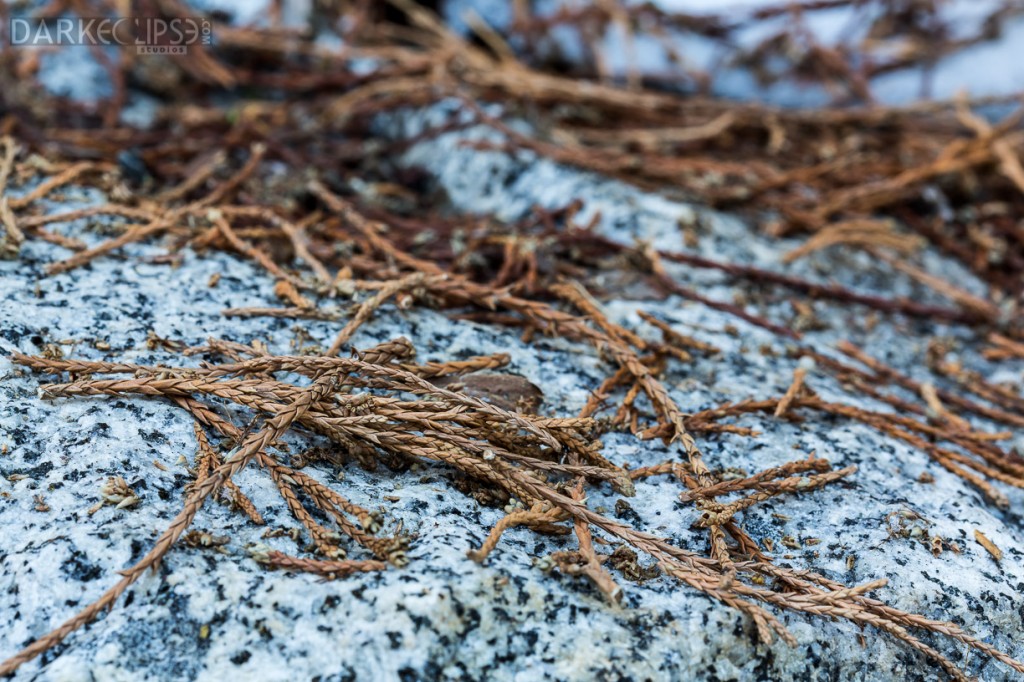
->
[327,272,435,354]
[467,503,569,563]
[256,551,387,578]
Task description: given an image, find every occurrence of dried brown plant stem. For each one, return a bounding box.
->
[983,333,1024,361]
[20,204,161,229]
[679,457,832,502]
[355,337,418,364]
[919,381,972,432]
[654,249,987,324]
[955,95,1024,196]
[0,197,25,258]
[637,310,719,355]
[0,136,18,197]
[934,362,1024,416]
[543,279,710,480]
[277,217,333,286]
[268,464,344,558]
[774,366,808,418]
[564,449,623,603]
[179,396,385,547]
[259,551,387,578]
[7,162,110,210]
[467,503,568,563]
[697,397,1021,506]
[693,467,857,529]
[550,279,648,351]
[782,219,921,263]
[189,143,266,210]
[838,341,1024,429]
[45,220,171,275]
[217,205,333,285]
[192,422,265,525]
[24,226,87,251]
[211,212,307,289]
[641,245,800,340]
[154,150,227,203]
[327,273,432,355]
[870,249,1000,322]
[401,352,510,378]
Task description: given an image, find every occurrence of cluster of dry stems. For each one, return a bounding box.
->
[2,0,1024,679]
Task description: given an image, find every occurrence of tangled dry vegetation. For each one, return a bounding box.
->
[2,0,1024,678]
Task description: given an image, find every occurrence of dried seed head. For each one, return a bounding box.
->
[101,476,137,504]
[503,498,525,514]
[360,513,383,535]
[115,495,141,510]
[694,510,719,528]
[248,544,272,564]
[395,292,414,309]
[611,477,635,497]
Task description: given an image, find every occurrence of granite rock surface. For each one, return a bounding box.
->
[1,121,1024,682]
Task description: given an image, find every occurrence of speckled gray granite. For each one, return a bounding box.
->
[2,115,1024,682]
